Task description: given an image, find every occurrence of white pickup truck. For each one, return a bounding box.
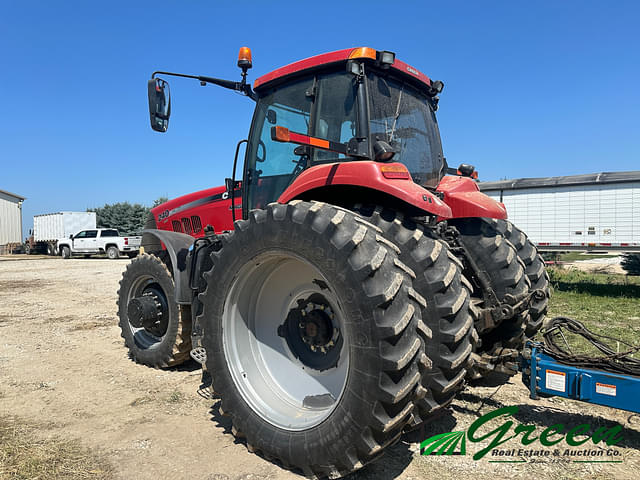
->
[57,228,141,259]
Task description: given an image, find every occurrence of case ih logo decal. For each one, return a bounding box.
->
[421,406,623,463]
[406,66,420,76]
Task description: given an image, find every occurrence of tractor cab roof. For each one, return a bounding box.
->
[253,47,433,92]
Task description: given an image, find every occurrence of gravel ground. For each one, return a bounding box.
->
[0,256,638,480]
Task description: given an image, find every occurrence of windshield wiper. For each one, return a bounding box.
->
[388,84,404,144]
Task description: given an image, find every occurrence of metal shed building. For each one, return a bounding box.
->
[479,171,640,251]
[0,189,25,246]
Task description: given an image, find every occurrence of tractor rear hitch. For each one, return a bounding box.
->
[475,289,545,334]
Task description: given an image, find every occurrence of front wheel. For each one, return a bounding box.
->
[117,253,192,368]
[197,201,427,477]
[61,246,71,259]
[107,246,119,260]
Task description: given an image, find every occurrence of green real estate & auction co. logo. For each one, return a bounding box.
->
[421,406,624,463]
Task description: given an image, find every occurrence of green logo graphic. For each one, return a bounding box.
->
[420,406,623,461]
[420,431,466,456]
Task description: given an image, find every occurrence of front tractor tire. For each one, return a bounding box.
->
[117,253,191,368]
[197,201,428,478]
[352,205,475,423]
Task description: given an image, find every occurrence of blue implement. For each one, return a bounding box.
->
[521,342,640,414]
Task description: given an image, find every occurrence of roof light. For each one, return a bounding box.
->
[378,50,395,66]
[238,46,252,69]
[349,47,377,60]
[380,164,411,180]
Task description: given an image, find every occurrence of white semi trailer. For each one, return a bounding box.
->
[480,171,640,251]
[26,212,96,255]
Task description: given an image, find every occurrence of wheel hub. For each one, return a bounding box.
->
[280,296,342,371]
[127,287,168,337]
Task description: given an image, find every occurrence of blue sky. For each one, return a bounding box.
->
[2,1,638,233]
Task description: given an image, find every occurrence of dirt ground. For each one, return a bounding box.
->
[1,256,639,480]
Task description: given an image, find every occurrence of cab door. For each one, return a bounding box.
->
[73,230,97,252]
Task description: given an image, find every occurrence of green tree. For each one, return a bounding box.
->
[88,197,169,235]
[153,196,168,207]
[621,254,640,276]
[89,202,148,235]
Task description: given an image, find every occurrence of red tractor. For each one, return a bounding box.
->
[118,47,550,477]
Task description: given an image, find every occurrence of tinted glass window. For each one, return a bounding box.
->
[368,74,444,188]
[74,231,87,238]
[85,230,98,238]
[311,72,357,163]
[246,77,313,209]
[101,230,118,237]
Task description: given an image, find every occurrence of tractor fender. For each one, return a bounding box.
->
[142,229,194,305]
[436,175,508,220]
[278,161,452,218]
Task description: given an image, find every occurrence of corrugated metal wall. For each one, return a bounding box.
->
[485,181,640,244]
[0,192,23,245]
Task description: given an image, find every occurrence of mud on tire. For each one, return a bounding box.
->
[352,205,475,423]
[117,253,192,368]
[196,201,429,478]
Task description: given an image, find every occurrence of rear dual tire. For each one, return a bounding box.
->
[352,205,475,423]
[197,201,428,478]
[450,218,530,359]
[495,220,550,337]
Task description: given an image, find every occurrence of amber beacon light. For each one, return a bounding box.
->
[238,47,253,69]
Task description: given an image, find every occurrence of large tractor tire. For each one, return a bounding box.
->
[196,201,428,478]
[449,218,530,358]
[352,205,475,423]
[494,220,550,337]
[117,253,191,368]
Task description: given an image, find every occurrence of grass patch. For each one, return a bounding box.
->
[548,267,640,297]
[557,252,618,263]
[545,272,640,356]
[0,416,113,480]
[167,390,184,404]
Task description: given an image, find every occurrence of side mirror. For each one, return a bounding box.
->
[458,163,478,179]
[69,234,74,239]
[225,178,239,192]
[147,78,171,132]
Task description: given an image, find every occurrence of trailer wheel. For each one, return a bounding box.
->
[351,205,474,424]
[107,246,119,260]
[450,218,530,360]
[495,220,550,337]
[117,253,192,368]
[197,201,427,477]
[61,246,71,259]
[47,243,56,256]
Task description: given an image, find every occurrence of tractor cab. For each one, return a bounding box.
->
[245,48,446,211]
[148,47,450,219]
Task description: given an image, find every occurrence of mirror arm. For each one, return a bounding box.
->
[152,71,257,100]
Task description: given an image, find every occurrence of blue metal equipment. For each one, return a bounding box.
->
[520,342,640,414]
